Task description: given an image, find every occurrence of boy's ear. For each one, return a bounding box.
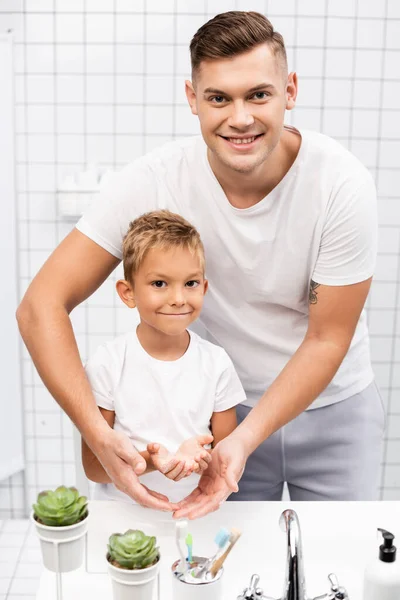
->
[203,279,209,295]
[116,279,136,308]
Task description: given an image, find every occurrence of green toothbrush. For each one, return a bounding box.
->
[185,533,193,563]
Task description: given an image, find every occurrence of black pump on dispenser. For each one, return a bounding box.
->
[378,528,397,563]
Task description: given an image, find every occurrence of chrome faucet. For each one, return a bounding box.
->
[237,509,349,600]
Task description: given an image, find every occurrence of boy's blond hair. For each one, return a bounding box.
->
[122,210,205,283]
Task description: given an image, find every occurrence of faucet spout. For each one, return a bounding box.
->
[279,509,307,600]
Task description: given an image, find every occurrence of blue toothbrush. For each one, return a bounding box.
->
[193,527,230,578]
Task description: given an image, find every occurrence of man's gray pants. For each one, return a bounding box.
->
[229,381,385,501]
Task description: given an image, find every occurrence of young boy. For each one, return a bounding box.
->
[82,210,246,504]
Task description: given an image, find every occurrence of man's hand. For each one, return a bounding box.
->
[147,442,192,481]
[93,428,178,511]
[176,434,213,474]
[172,435,248,520]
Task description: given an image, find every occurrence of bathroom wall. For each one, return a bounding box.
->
[0,0,399,516]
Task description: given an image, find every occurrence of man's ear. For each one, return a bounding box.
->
[285,72,298,111]
[116,279,136,308]
[185,79,198,116]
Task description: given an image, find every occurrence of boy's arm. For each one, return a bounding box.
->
[210,407,238,447]
[82,407,161,482]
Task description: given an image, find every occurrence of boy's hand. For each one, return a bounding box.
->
[176,434,213,474]
[147,443,193,482]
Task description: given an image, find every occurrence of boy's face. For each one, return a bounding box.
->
[185,43,297,174]
[119,246,207,337]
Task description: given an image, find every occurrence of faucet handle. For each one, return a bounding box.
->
[327,573,349,599]
[237,574,275,600]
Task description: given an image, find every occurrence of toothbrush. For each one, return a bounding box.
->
[193,527,230,578]
[185,532,193,563]
[208,528,242,578]
[175,520,188,574]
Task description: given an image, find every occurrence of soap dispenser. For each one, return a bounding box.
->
[363,528,400,600]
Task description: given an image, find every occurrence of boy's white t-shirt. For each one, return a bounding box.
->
[85,329,246,503]
[77,127,378,410]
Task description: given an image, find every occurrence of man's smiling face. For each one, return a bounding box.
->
[186,43,297,175]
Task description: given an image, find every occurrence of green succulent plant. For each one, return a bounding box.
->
[108,529,160,570]
[33,486,88,527]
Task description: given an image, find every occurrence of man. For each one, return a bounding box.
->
[17,12,382,518]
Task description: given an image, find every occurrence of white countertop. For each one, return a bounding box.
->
[34,501,400,600]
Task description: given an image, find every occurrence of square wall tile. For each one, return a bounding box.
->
[386,21,400,49]
[355,49,383,79]
[57,134,84,163]
[86,14,115,43]
[350,139,377,168]
[116,14,144,43]
[176,14,210,45]
[86,75,115,104]
[55,13,84,43]
[146,14,174,44]
[116,45,144,73]
[25,44,54,73]
[324,79,352,108]
[145,75,172,104]
[383,81,400,110]
[295,48,324,77]
[378,171,400,198]
[146,45,174,74]
[354,80,381,109]
[26,13,54,43]
[116,74,144,104]
[26,106,55,135]
[86,45,114,74]
[145,105,174,135]
[86,106,114,134]
[57,106,85,135]
[327,0,357,17]
[116,105,143,134]
[27,134,54,163]
[86,135,115,165]
[351,109,380,138]
[322,108,351,138]
[57,75,84,104]
[356,18,384,49]
[174,105,200,135]
[297,16,325,47]
[26,75,54,104]
[57,45,84,74]
[27,165,55,193]
[327,17,355,47]
[116,135,144,162]
[325,48,354,78]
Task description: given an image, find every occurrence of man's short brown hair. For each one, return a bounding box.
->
[190,11,287,79]
[122,210,205,284]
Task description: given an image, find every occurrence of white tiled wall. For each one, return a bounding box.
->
[1,0,399,515]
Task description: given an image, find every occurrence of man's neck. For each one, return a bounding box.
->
[208,127,301,209]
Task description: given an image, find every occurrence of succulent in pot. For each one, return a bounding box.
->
[33,486,88,526]
[108,529,159,569]
[31,486,89,573]
[107,529,161,600]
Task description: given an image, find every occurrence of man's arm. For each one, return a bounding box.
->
[173,277,372,519]
[232,277,373,455]
[17,229,177,510]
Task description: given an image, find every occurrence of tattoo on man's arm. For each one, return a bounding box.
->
[309,280,320,304]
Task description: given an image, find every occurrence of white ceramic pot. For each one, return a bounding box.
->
[171,557,224,600]
[107,556,160,600]
[31,512,88,573]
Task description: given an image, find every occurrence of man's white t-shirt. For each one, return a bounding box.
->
[77,127,377,410]
[85,329,246,503]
